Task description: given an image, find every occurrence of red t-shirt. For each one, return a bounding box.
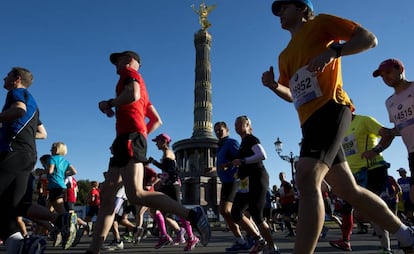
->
[115,67,152,137]
[66,176,78,203]
[280,181,295,205]
[88,187,100,207]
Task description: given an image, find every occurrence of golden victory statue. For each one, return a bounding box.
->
[191,2,216,30]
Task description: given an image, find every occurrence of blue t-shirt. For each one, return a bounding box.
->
[216,137,239,183]
[47,155,70,189]
[398,177,411,201]
[0,88,39,153]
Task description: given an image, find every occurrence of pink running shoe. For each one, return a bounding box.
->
[154,235,173,249]
[184,236,200,251]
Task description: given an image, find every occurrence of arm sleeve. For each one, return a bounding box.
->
[244,144,267,164]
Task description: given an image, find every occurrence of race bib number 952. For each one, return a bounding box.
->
[289,65,322,109]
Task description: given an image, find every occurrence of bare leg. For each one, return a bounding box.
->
[165,216,180,232]
[119,213,136,232]
[16,217,27,237]
[87,161,197,254]
[257,221,275,248]
[121,162,190,218]
[112,220,121,241]
[220,200,242,238]
[293,158,328,254]
[135,205,148,228]
[326,162,402,233]
[237,215,260,239]
[86,168,122,253]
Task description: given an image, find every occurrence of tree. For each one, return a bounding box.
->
[76,179,91,206]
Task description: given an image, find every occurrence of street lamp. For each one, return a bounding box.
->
[274,137,299,186]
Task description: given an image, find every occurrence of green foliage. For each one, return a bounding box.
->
[76,179,91,206]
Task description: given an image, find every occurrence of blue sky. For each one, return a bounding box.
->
[0,0,412,185]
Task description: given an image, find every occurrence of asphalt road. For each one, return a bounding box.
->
[0,225,404,254]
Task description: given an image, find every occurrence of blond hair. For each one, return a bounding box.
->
[236,115,253,133]
[51,142,67,156]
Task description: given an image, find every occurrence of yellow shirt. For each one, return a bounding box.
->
[278,14,359,125]
[342,114,385,173]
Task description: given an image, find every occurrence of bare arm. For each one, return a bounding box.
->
[149,158,162,170]
[98,79,140,117]
[361,126,396,159]
[308,25,377,73]
[261,66,293,102]
[66,165,77,176]
[334,26,378,57]
[146,105,162,135]
[376,127,396,149]
[0,101,26,123]
[48,164,55,175]
[36,124,47,139]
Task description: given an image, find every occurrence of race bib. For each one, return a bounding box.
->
[393,100,414,130]
[239,177,249,193]
[289,65,322,109]
[342,133,358,156]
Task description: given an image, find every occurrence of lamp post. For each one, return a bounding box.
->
[274,137,299,186]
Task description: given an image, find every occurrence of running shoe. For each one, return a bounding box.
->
[399,227,414,254]
[60,211,77,249]
[122,232,135,243]
[154,235,173,249]
[191,206,211,246]
[19,236,47,254]
[184,236,199,251]
[246,234,255,249]
[174,227,186,245]
[72,224,87,247]
[378,248,393,254]
[249,237,267,254]
[263,244,281,254]
[53,233,62,247]
[134,227,144,244]
[225,241,251,252]
[102,240,124,250]
[329,239,352,251]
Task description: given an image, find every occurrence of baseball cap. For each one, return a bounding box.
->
[152,133,171,143]
[397,168,407,173]
[372,58,404,77]
[272,0,314,16]
[110,50,141,65]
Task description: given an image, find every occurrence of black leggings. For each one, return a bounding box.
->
[0,151,36,239]
[231,168,269,224]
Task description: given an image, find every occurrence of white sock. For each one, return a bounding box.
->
[394,225,414,247]
[5,232,24,254]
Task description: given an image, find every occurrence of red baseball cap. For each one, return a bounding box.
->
[372,58,404,77]
[152,133,171,143]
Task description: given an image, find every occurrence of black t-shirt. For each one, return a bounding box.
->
[237,134,265,179]
[159,158,179,186]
